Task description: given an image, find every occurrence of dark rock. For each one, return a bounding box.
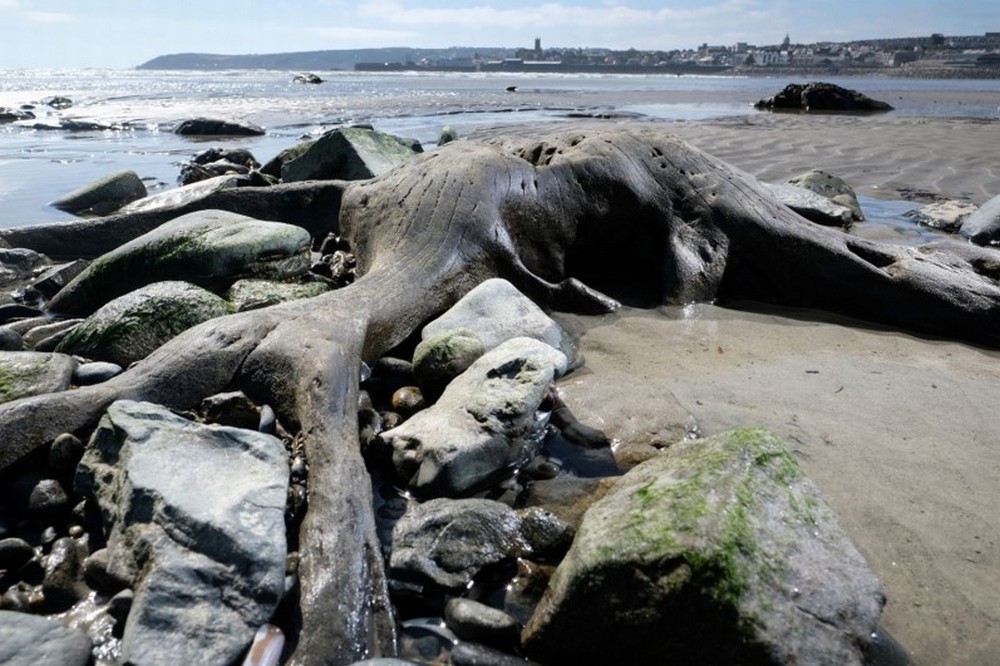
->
[192,146,259,168]
[81,548,129,594]
[450,641,531,666]
[200,390,260,429]
[0,107,35,123]
[438,126,459,146]
[281,126,422,182]
[754,82,894,113]
[260,140,315,178]
[41,536,86,610]
[51,170,147,217]
[56,281,233,366]
[516,506,574,558]
[960,192,1000,245]
[47,209,312,316]
[0,303,43,325]
[72,361,123,386]
[31,260,90,299]
[444,598,521,648]
[48,433,84,484]
[0,609,92,666]
[293,72,323,84]
[27,479,70,516]
[74,399,289,666]
[173,117,265,136]
[0,537,35,570]
[522,429,885,665]
[0,248,48,282]
[107,588,134,621]
[43,96,73,109]
[0,327,22,351]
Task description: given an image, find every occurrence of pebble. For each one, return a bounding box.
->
[72,361,123,386]
[42,536,85,610]
[443,597,521,649]
[27,479,70,517]
[0,537,35,570]
[391,386,426,418]
[48,433,84,483]
[241,624,285,666]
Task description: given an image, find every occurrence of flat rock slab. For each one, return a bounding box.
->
[0,610,92,666]
[75,400,289,666]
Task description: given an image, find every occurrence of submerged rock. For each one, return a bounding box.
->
[522,428,885,665]
[75,400,289,666]
[47,209,312,316]
[56,281,233,366]
[173,117,265,136]
[51,170,147,217]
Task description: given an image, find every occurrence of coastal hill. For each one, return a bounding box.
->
[137,47,509,71]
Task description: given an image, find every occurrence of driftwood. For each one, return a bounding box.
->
[2,126,999,664]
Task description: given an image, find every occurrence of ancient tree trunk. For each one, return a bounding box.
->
[1,126,998,664]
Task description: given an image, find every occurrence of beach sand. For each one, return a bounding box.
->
[556,306,1000,666]
[529,112,1000,665]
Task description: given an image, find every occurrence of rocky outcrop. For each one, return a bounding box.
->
[74,400,289,666]
[46,209,311,316]
[56,281,233,366]
[0,351,76,404]
[754,82,894,113]
[960,192,1000,245]
[281,126,422,182]
[172,117,265,136]
[50,170,147,217]
[522,429,885,665]
[378,337,568,497]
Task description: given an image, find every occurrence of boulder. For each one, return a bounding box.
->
[21,319,83,350]
[191,147,259,169]
[55,281,233,366]
[522,429,885,665]
[31,260,90,299]
[74,400,289,666]
[786,169,864,221]
[260,140,315,178]
[47,209,312,316]
[173,117,265,136]
[421,278,577,363]
[763,183,854,228]
[389,498,528,591]
[0,107,35,123]
[378,337,568,497]
[904,200,978,233]
[0,610,92,666]
[293,72,323,84]
[51,170,147,217]
[225,278,329,312]
[0,248,49,283]
[0,351,76,404]
[960,192,1000,245]
[754,82,894,113]
[411,327,485,400]
[281,126,422,182]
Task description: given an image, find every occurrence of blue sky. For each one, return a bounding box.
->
[1,0,997,69]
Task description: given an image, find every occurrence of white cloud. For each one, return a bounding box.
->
[303,25,420,45]
[24,10,72,22]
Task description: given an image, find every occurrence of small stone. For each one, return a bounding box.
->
[517,507,575,558]
[0,583,31,612]
[444,597,521,649]
[200,390,260,429]
[82,548,129,594]
[259,403,277,434]
[449,641,527,666]
[42,536,85,610]
[391,386,426,418]
[107,588,134,622]
[72,361,123,386]
[27,479,70,517]
[48,433,84,483]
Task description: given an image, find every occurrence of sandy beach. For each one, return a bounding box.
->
[540,107,1000,665]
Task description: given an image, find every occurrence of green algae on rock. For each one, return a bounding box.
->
[522,428,885,665]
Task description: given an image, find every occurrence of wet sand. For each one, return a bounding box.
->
[556,305,1000,666]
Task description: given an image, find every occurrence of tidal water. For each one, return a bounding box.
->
[1,69,999,227]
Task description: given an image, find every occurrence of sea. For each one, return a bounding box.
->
[2,69,1000,229]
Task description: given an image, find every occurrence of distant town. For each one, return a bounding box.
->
[138,32,1000,77]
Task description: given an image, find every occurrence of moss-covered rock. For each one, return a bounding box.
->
[47,209,311,316]
[56,281,233,366]
[522,428,884,665]
[225,278,329,312]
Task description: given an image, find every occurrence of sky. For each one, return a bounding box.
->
[0,0,997,69]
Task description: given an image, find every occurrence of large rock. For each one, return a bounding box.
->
[0,351,76,404]
[74,400,288,666]
[225,278,329,312]
[421,278,577,362]
[281,126,422,182]
[51,170,147,217]
[378,337,568,497]
[786,169,864,221]
[905,200,978,233]
[763,183,854,228]
[960,192,1000,245]
[173,117,264,136]
[119,174,246,215]
[47,209,311,316]
[56,281,233,366]
[522,429,885,665]
[0,610,92,666]
[754,82,894,113]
